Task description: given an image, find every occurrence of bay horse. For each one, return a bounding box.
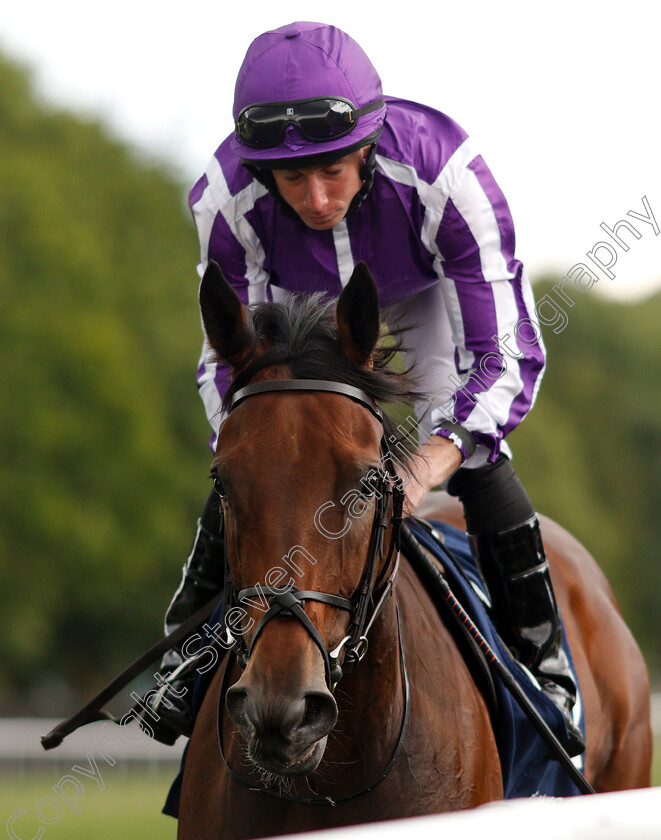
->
[177,261,651,839]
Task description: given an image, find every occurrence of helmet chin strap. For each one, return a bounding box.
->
[347,142,378,216]
[242,141,380,224]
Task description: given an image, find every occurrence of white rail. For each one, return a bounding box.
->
[0,718,184,763]
[0,694,661,760]
[1,693,660,762]
[278,787,661,840]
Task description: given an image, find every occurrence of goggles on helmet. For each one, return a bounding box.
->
[235,96,384,148]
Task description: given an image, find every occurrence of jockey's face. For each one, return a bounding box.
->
[272,147,370,230]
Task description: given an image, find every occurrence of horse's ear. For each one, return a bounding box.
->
[335,262,380,366]
[199,261,255,368]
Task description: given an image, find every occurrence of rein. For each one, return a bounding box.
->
[216,378,410,803]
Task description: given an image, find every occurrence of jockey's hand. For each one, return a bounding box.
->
[401,435,462,515]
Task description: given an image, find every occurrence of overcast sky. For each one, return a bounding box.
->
[2,1,660,300]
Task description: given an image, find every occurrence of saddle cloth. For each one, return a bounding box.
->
[163,517,586,817]
[406,517,586,798]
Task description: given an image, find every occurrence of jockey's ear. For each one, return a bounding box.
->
[336,262,380,367]
[199,261,256,369]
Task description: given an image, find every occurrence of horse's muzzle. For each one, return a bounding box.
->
[226,684,338,775]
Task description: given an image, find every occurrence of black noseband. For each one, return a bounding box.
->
[236,585,354,688]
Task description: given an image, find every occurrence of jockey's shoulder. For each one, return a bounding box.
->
[377,96,476,185]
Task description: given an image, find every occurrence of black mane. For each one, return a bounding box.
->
[222,294,421,462]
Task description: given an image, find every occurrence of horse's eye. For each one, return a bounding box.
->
[210,474,226,498]
[360,469,383,497]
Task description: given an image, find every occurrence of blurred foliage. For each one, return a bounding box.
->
[0,54,208,713]
[0,53,659,717]
[508,282,661,674]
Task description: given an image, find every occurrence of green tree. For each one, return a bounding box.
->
[509,282,661,673]
[0,54,209,713]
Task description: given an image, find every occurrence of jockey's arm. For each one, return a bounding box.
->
[403,434,462,514]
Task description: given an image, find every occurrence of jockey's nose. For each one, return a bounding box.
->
[304,174,330,213]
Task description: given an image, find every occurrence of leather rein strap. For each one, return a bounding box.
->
[41,590,224,750]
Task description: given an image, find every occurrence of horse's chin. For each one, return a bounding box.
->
[250,735,328,778]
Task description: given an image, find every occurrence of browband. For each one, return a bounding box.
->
[230,379,383,421]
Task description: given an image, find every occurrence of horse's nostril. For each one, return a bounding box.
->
[225,687,248,729]
[301,691,337,734]
[226,682,337,748]
[302,694,323,727]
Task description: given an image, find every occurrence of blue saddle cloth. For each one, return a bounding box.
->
[163,518,585,816]
[407,518,586,799]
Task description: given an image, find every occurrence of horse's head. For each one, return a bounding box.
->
[199,261,411,778]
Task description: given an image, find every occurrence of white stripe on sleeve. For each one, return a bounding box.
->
[192,156,270,303]
[332,220,355,286]
[449,168,514,283]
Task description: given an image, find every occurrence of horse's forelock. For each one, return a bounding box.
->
[221,294,421,465]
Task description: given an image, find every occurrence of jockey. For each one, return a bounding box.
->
[144,21,583,755]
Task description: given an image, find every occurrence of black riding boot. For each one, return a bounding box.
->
[471,516,585,757]
[139,491,225,745]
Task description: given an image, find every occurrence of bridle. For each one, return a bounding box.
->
[214,378,411,805]
[218,379,406,693]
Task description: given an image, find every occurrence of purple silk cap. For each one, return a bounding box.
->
[231,22,386,164]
